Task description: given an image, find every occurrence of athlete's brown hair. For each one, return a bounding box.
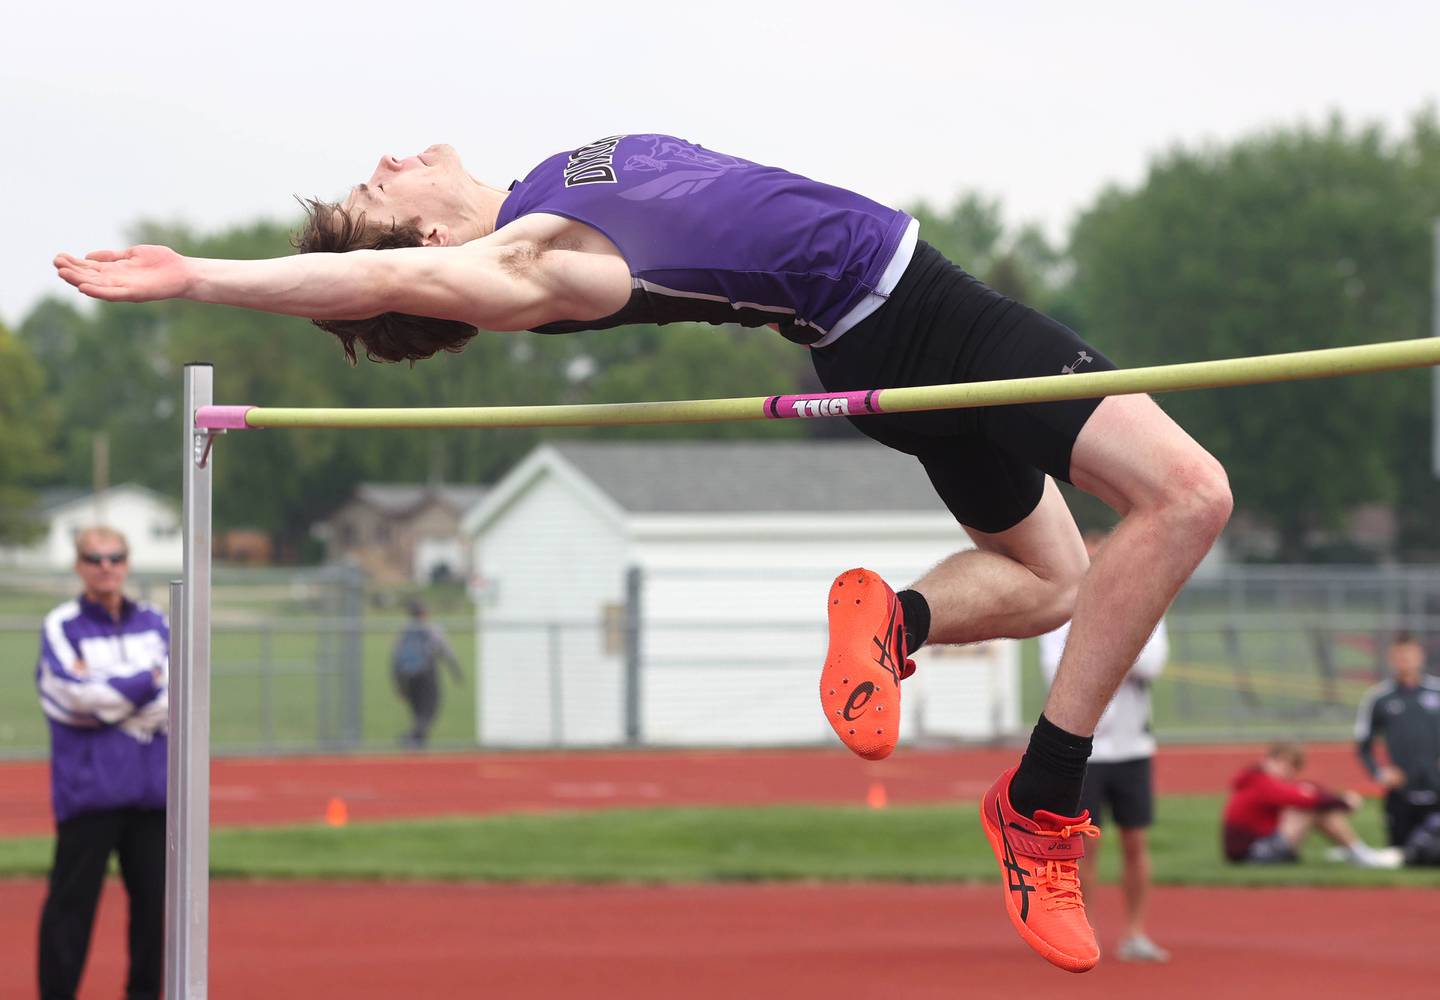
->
[292,198,477,364]
[1266,741,1305,771]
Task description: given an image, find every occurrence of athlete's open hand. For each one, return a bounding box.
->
[53,245,192,303]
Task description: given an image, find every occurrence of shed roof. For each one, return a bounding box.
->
[547,441,949,514]
[354,483,488,515]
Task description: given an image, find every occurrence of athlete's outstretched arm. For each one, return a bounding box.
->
[53,241,630,332]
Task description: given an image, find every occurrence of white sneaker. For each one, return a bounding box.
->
[1374,847,1406,868]
[1349,845,1404,869]
[1116,935,1171,963]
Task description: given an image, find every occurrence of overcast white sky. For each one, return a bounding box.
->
[2,0,1436,326]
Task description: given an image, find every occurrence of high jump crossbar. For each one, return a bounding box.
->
[194,337,1440,431]
[167,335,1440,997]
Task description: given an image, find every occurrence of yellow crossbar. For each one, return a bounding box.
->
[194,337,1440,431]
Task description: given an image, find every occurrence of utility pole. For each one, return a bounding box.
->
[1433,220,1440,476]
[93,431,110,521]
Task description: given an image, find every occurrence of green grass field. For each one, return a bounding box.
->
[3,796,1436,888]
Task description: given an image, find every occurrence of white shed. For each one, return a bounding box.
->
[0,484,182,573]
[460,442,1020,749]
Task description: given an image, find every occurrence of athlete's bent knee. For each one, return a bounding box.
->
[1025,548,1087,637]
[1028,587,1079,638]
[1158,453,1232,542]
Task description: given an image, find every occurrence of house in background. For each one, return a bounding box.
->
[0,484,182,572]
[313,483,488,584]
[214,529,274,567]
[461,441,1021,749]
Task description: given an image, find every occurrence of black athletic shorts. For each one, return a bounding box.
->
[811,241,1115,533]
[1384,790,1440,849]
[1078,757,1155,829]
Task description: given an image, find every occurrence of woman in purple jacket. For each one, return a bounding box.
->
[35,526,168,1000]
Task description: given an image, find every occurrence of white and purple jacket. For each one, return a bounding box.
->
[36,595,169,822]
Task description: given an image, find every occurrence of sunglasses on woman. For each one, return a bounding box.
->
[80,552,128,566]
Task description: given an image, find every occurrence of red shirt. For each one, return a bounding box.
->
[1221,765,1348,860]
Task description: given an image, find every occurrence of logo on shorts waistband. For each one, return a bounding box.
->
[1061,351,1093,375]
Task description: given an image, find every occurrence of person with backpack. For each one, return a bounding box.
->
[391,600,463,747]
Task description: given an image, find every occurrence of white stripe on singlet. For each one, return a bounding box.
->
[808,217,921,350]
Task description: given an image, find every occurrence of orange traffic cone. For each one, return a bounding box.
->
[324,797,349,827]
[866,781,888,810]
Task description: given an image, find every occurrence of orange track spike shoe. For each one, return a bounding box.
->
[979,767,1102,973]
[819,568,915,760]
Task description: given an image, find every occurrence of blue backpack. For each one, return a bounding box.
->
[392,627,434,677]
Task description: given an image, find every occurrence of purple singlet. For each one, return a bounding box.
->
[493,134,912,345]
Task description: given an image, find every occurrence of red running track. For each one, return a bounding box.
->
[1,878,1434,1000]
[0,742,1376,837]
[0,744,1413,999]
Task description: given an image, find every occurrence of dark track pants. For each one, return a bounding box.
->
[398,671,441,745]
[1385,791,1440,849]
[38,807,165,1000]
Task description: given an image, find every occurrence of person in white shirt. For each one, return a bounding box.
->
[1039,530,1168,963]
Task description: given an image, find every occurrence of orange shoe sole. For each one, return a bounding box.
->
[819,568,905,760]
[978,797,1099,974]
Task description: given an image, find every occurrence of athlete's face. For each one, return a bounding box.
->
[1265,755,1300,780]
[1388,640,1425,686]
[344,144,472,243]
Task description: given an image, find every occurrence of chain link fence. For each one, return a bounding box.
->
[1148,566,1440,742]
[5,564,1440,757]
[0,567,398,757]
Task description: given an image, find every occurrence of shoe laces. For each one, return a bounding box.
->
[1032,821,1100,911]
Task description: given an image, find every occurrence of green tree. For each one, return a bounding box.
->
[0,321,57,543]
[1068,111,1440,560]
[575,322,813,441]
[911,193,1065,309]
[20,295,173,494]
[1385,107,1440,558]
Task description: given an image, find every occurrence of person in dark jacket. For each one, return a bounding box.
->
[1355,632,1440,848]
[1222,742,1394,867]
[35,527,169,1000]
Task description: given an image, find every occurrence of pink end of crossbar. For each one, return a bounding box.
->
[194,405,257,430]
[763,390,881,420]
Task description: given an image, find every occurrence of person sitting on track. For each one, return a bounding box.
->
[54,134,1233,973]
[1221,742,1396,868]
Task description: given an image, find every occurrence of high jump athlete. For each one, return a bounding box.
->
[54,135,1232,972]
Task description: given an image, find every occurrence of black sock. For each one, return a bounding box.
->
[1009,714,1093,818]
[895,589,930,652]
